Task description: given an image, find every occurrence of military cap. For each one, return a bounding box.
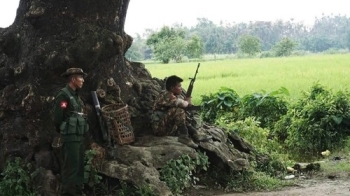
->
[61,68,87,77]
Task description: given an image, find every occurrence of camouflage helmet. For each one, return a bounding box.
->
[61,68,87,77]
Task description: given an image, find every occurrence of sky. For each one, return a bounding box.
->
[0,0,348,36]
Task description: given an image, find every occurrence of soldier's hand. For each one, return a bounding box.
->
[184,97,192,106]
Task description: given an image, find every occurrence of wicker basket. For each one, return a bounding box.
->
[101,103,135,145]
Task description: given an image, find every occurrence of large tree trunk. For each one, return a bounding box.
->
[0,0,140,168]
[0,1,258,195]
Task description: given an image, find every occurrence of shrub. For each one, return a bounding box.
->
[160,152,209,195]
[200,87,240,123]
[274,84,350,160]
[0,157,38,196]
[226,170,289,192]
[260,51,275,58]
[240,87,289,129]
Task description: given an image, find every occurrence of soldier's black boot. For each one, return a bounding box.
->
[177,125,198,148]
[187,125,213,142]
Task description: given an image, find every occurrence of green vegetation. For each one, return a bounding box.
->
[147,54,350,193]
[0,158,38,196]
[226,170,291,192]
[146,26,204,63]
[128,15,350,62]
[116,181,156,196]
[238,35,262,56]
[84,149,103,192]
[160,152,209,195]
[146,54,350,104]
[274,84,350,160]
[273,37,298,57]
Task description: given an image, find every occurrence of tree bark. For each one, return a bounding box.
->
[0,0,150,170]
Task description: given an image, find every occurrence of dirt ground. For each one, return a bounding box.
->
[218,179,350,196]
[185,175,350,196]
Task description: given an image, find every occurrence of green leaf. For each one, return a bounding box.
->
[331,115,343,124]
[224,99,233,107]
[217,93,226,100]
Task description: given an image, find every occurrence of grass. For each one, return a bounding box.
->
[225,171,294,193]
[145,53,350,192]
[145,54,350,104]
[318,137,350,176]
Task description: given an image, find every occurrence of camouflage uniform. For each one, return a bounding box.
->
[152,91,188,136]
[53,68,88,196]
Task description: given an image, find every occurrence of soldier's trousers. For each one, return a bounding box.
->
[61,141,85,196]
[153,107,186,136]
[153,108,197,136]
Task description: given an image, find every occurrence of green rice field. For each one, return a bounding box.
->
[145,54,350,104]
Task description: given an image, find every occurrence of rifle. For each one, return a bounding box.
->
[185,63,200,98]
[185,63,201,112]
[91,91,109,143]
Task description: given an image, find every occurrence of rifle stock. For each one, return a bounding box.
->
[91,91,108,142]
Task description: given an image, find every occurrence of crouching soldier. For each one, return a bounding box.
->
[151,75,212,148]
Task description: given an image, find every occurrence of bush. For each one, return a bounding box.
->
[0,157,38,196]
[240,87,289,129]
[260,51,275,58]
[322,48,349,54]
[160,152,209,195]
[291,50,308,56]
[219,117,283,155]
[273,84,350,160]
[200,87,240,123]
[226,170,289,192]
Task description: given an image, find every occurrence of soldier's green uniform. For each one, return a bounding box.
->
[152,91,187,136]
[53,68,88,196]
[152,90,212,148]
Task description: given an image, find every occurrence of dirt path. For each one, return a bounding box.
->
[217,179,350,196]
[184,177,350,196]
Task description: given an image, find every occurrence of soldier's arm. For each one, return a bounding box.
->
[170,95,190,108]
[53,93,68,132]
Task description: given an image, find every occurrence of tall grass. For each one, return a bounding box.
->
[145,54,350,104]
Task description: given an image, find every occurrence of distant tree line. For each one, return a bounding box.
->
[126,14,350,63]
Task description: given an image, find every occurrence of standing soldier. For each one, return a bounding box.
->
[53,68,89,196]
[152,75,212,148]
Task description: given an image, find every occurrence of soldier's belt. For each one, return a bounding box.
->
[71,111,87,117]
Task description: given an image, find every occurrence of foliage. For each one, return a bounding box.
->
[240,87,289,129]
[147,54,350,105]
[237,35,261,56]
[146,26,204,63]
[132,14,350,60]
[252,151,289,177]
[273,37,297,57]
[273,84,350,160]
[186,35,204,59]
[125,34,145,61]
[260,51,275,58]
[200,87,240,123]
[160,152,209,195]
[84,150,102,191]
[347,29,350,50]
[219,117,284,157]
[226,170,290,192]
[0,157,38,196]
[116,181,156,196]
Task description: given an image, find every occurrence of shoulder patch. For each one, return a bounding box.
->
[60,101,68,109]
